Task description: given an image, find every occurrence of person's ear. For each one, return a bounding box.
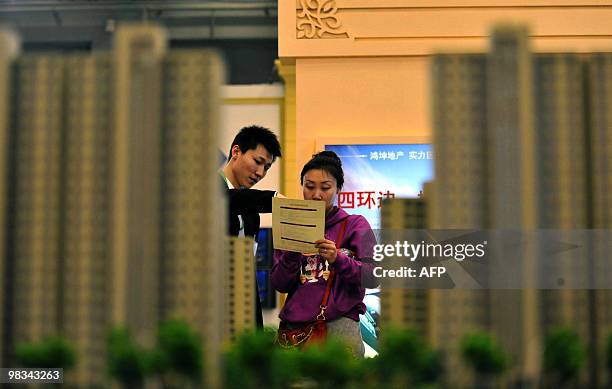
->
[230,145,242,160]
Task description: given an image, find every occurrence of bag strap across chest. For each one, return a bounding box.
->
[317,218,348,320]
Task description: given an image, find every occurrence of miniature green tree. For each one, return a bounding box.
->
[542,328,585,388]
[460,330,507,389]
[15,336,77,370]
[153,319,203,388]
[294,337,358,389]
[371,328,442,388]
[107,328,152,389]
[224,328,300,389]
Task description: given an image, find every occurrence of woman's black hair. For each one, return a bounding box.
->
[300,150,344,190]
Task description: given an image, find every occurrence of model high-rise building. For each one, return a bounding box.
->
[62,54,112,386]
[159,47,226,388]
[0,25,230,388]
[430,51,493,387]
[534,54,591,377]
[380,198,430,337]
[110,25,165,347]
[0,29,18,369]
[11,55,65,346]
[589,55,612,232]
[486,27,540,384]
[426,25,612,386]
[225,237,256,341]
[587,54,612,387]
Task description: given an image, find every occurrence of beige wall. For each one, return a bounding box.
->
[220,84,284,226]
[278,0,612,195]
[293,56,430,194]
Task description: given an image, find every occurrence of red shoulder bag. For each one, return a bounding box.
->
[276,219,348,349]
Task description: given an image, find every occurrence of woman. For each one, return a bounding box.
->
[271,151,377,357]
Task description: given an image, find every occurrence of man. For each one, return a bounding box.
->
[221,125,282,328]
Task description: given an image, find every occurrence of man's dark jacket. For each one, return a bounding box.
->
[226,184,275,328]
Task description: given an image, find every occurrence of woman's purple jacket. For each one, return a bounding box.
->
[271,207,378,323]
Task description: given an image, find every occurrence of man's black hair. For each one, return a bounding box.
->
[227,125,282,161]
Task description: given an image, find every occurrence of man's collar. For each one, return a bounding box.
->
[218,170,234,189]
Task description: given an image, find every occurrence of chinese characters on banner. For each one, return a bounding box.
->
[368,150,433,161]
[338,190,395,209]
[325,143,434,230]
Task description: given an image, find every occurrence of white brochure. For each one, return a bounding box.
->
[272,197,325,254]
